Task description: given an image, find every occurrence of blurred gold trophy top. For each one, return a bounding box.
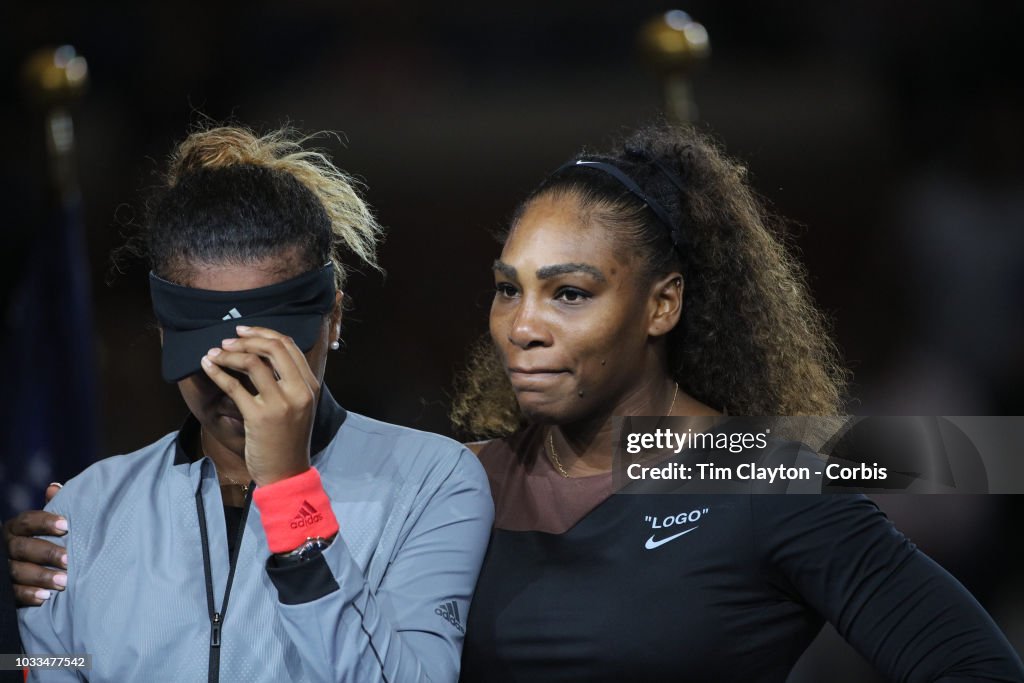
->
[638,10,709,123]
[23,45,89,108]
[22,46,89,196]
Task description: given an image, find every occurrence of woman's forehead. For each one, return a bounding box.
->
[183,259,303,291]
[174,247,308,290]
[503,195,626,272]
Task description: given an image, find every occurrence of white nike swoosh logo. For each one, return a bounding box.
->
[644,526,698,550]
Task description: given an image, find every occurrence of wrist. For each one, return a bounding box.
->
[252,462,311,488]
[252,467,339,553]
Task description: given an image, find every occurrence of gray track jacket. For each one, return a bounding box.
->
[18,390,494,682]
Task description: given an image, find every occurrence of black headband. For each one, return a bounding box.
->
[555,159,684,253]
[150,263,336,382]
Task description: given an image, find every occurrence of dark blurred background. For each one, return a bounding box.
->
[1,1,1022,679]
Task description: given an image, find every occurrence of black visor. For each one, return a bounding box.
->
[150,264,336,382]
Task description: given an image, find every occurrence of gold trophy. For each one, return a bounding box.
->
[22,45,89,199]
[638,10,709,124]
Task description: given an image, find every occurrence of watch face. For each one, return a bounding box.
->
[278,536,333,562]
[294,537,330,560]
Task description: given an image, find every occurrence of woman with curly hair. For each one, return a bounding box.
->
[8,124,1022,682]
[9,125,492,682]
[454,125,1023,681]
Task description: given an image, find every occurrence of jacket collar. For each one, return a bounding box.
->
[173,385,347,466]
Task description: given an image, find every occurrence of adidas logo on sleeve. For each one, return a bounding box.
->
[435,600,465,633]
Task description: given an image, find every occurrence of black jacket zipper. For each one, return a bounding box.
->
[196,469,252,683]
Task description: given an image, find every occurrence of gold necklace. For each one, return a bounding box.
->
[546,431,571,478]
[200,429,252,494]
[546,382,679,478]
[222,474,251,495]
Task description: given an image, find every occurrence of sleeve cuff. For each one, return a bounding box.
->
[266,553,340,605]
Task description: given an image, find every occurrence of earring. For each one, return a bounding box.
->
[330,340,341,351]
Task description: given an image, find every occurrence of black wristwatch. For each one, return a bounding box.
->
[276,535,333,562]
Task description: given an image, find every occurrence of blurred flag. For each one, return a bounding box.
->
[0,196,98,521]
[2,48,97,522]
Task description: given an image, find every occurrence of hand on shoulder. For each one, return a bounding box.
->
[4,483,69,606]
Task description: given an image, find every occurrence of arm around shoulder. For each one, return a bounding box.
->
[16,483,89,682]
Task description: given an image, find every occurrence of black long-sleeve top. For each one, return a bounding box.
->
[462,428,1024,682]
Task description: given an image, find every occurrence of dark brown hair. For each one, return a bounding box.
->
[116,125,383,287]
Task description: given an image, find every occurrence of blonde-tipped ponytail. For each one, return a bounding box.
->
[125,123,383,289]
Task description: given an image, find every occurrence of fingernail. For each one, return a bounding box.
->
[35,589,51,601]
[54,518,69,532]
[222,338,237,346]
[236,325,251,333]
[207,348,221,357]
[48,482,63,489]
[201,356,213,369]
[61,554,69,567]
[54,574,68,588]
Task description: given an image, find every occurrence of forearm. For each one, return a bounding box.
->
[267,541,460,683]
[255,458,494,682]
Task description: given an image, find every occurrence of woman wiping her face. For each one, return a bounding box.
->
[12,125,493,682]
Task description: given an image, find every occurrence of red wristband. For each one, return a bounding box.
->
[252,467,340,553]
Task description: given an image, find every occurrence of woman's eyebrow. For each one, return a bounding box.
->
[536,263,607,282]
[493,260,517,279]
